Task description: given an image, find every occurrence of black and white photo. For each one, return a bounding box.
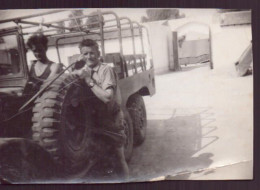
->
[0,8,253,183]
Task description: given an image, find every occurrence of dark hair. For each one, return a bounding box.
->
[26,34,48,50]
[79,39,99,50]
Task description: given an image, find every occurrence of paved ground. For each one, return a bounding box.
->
[128,63,253,181]
[0,63,253,183]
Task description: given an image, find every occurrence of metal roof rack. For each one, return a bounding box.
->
[0,9,151,64]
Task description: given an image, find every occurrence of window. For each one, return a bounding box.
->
[0,34,21,77]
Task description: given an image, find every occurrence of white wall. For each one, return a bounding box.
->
[145,22,173,74]
[211,24,252,75]
[167,10,252,76]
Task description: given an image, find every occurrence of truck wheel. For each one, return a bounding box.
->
[122,109,133,162]
[31,74,95,173]
[127,94,147,146]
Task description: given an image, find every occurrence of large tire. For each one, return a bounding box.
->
[127,94,147,146]
[31,74,96,173]
[122,109,133,162]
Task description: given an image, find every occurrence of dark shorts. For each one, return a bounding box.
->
[92,109,126,148]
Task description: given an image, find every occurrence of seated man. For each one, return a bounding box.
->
[72,39,129,179]
[27,33,63,87]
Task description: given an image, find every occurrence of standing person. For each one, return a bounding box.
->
[27,33,63,87]
[73,39,129,179]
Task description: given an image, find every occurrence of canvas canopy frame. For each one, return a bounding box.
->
[0,9,151,68]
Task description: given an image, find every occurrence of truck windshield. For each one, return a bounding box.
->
[0,34,21,77]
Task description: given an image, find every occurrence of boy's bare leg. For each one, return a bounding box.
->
[113,146,129,180]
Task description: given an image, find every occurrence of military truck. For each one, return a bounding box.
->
[0,10,155,176]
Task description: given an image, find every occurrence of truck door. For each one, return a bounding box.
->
[0,27,28,88]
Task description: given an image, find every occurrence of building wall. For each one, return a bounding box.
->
[211,14,252,74]
[145,22,173,74]
[167,10,252,75]
[179,39,210,58]
[25,10,252,76]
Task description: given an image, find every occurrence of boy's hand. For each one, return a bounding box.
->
[77,54,86,62]
[81,67,92,80]
[73,66,92,80]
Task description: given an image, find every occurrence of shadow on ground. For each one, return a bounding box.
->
[0,107,218,183]
[128,107,218,181]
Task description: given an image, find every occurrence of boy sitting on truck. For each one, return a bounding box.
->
[27,33,63,87]
[72,39,129,179]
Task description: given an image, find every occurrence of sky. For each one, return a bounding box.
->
[0,8,219,24]
[0,8,220,36]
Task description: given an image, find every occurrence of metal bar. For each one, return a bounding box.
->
[42,14,120,31]
[100,11,123,55]
[66,22,121,30]
[18,20,72,30]
[22,30,94,39]
[120,22,132,26]
[18,26,30,79]
[19,12,103,30]
[102,24,118,29]
[19,60,78,112]
[19,24,68,31]
[22,22,140,38]
[103,26,140,34]
[116,16,123,74]
[133,21,145,55]
[45,14,88,24]
[55,34,77,56]
[0,10,66,24]
[142,26,152,70]
[71,10,83,32]
[104,18,117,23]
[120,17,136,56]
[44,12,104,25]
[120,17,136,76]
[133,22,145,71]
[98,10,105,57]
[22,28,59,34]
[53,31,100,51]
[102,23,137,29]
[96,11,126,77]
[70,21,99,28]
[100,12,147,77]
[21,15,89,30]
[56,43,61,63]
[51,31,98,41]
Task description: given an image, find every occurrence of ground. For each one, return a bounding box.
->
[128,63,253,181]
[0,62,253,183]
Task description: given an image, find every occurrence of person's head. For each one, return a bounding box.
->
[27,34,48,62]
[78,39,100,68]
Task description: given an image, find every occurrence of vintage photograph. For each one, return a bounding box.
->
[0,8,253,183]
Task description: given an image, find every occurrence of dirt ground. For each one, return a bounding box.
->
[0,63,253,183]
[128,63,253,181]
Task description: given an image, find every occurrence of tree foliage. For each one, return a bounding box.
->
[85,11,104,29]
[141,9,185,23]
[56,21,65,34]
[68,10,84,31]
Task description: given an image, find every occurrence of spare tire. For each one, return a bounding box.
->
[127,94,147,146]
[31,74,97,173]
